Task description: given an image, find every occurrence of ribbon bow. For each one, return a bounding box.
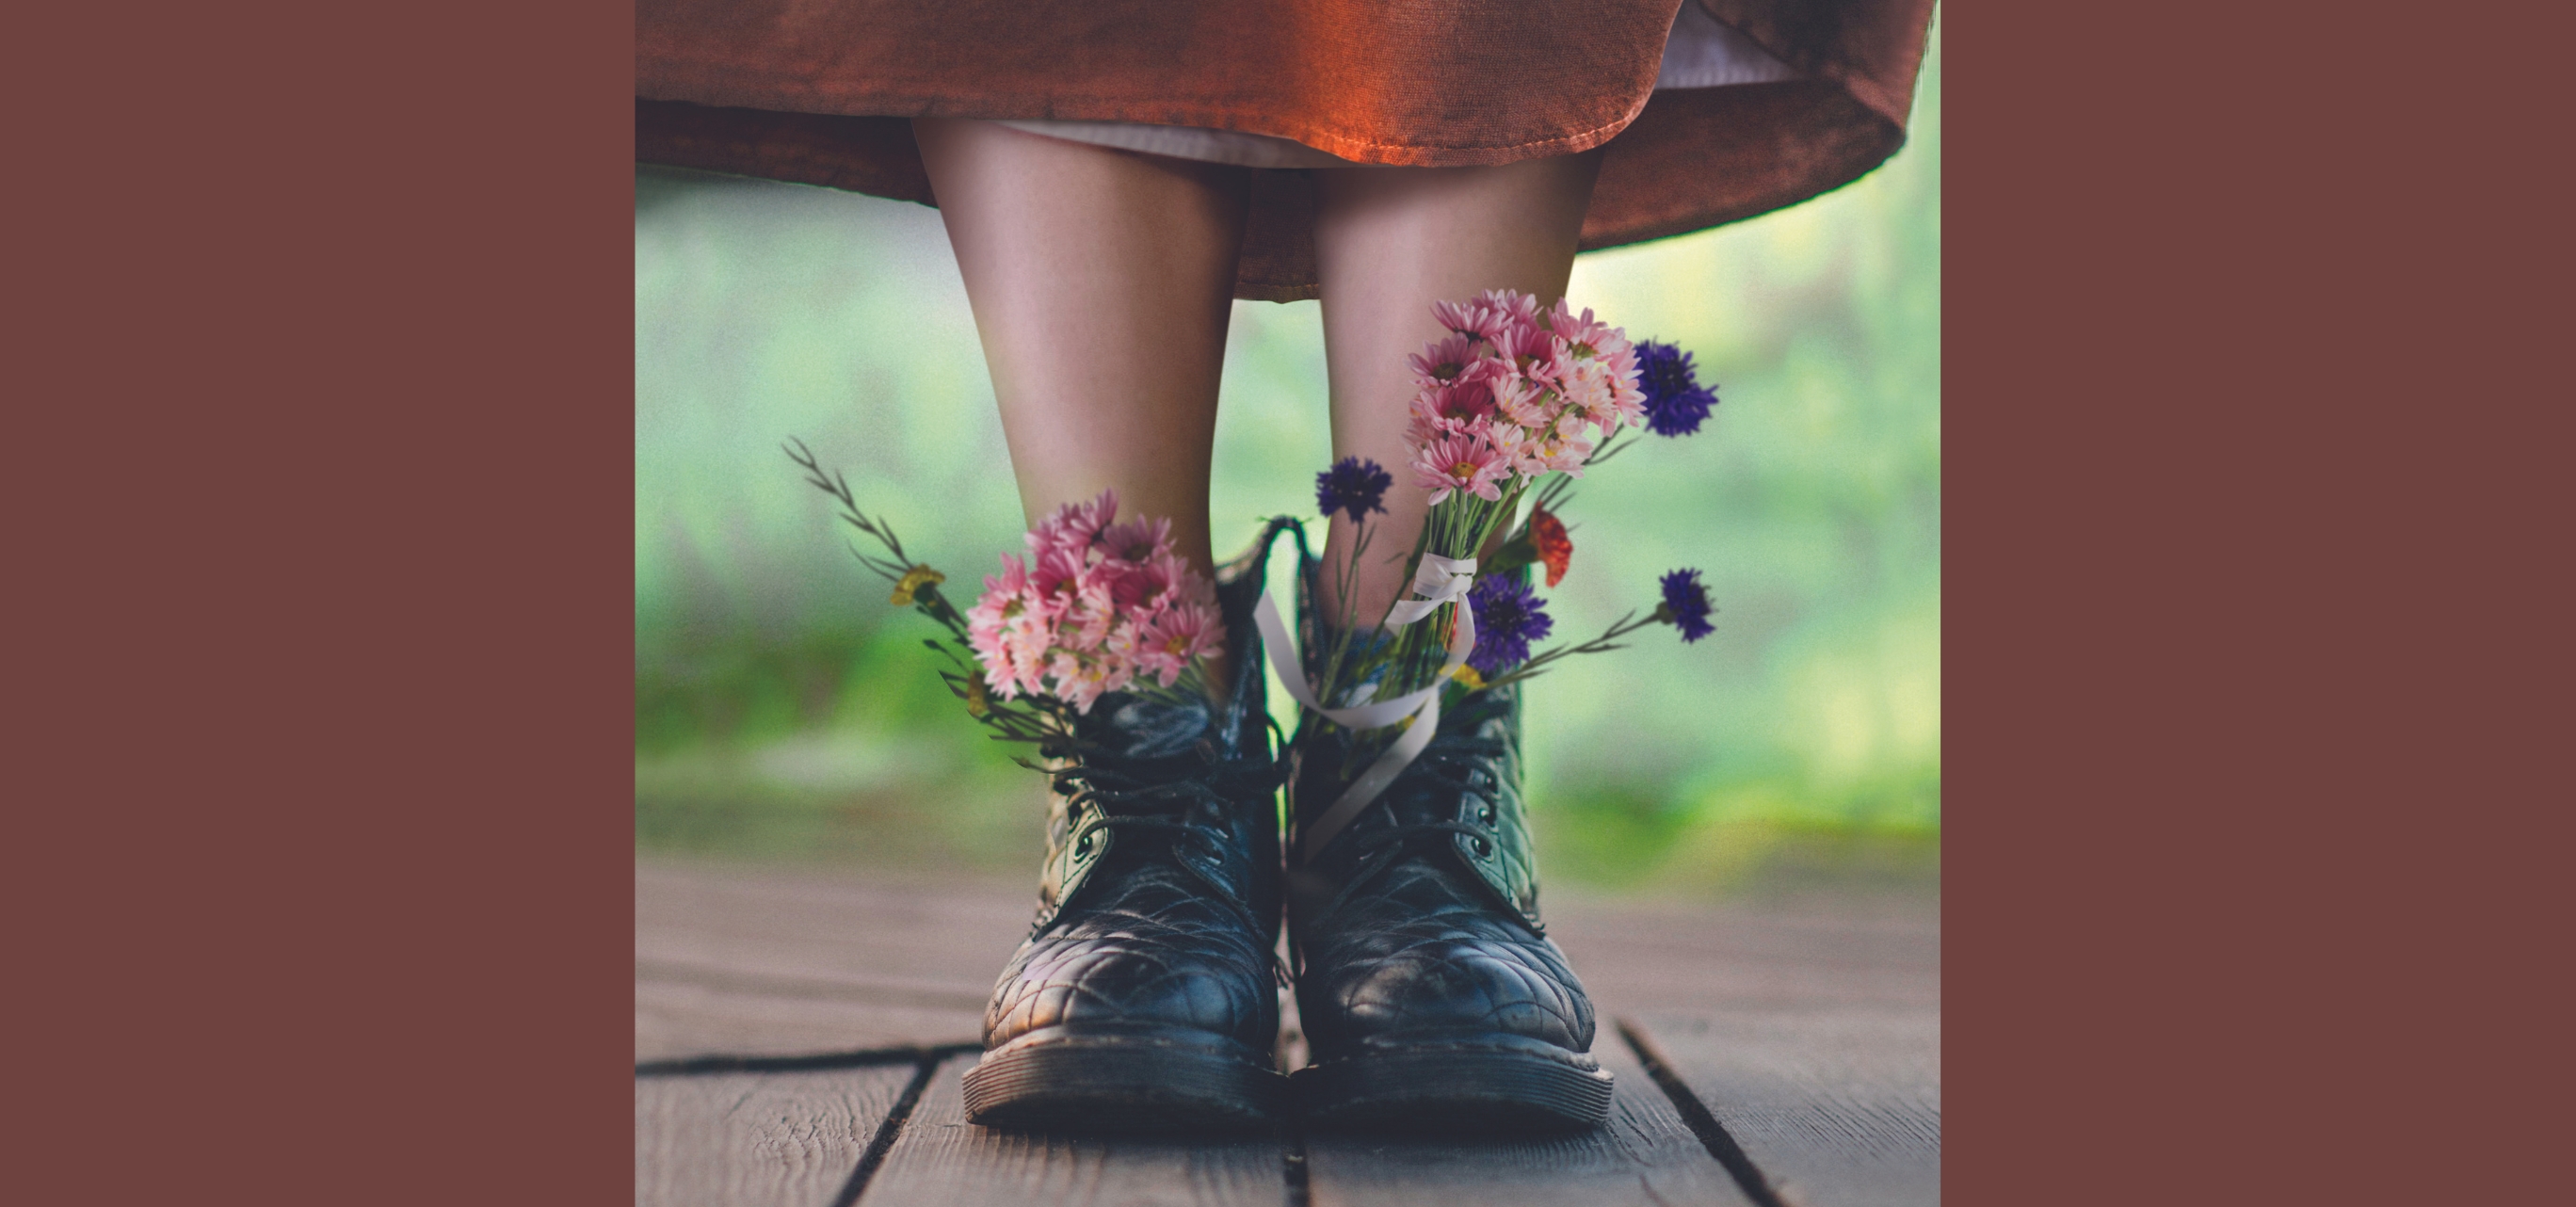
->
[1382,555,1477,626]
[1255,555,1479,859]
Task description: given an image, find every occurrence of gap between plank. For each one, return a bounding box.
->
[635,1040,981,1078]
[1281,1114,1312,1207]
[1616,1017,1791,1207]
[828,1053,944,1207]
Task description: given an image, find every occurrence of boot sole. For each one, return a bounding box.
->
[962,1031,1287,1134]
[1292,1040,1615,1133]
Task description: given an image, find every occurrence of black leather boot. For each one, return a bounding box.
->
[959,538,1290,1133]
[1283,577,1613,1132]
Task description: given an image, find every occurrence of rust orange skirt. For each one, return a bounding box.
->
[636,0,1936,300]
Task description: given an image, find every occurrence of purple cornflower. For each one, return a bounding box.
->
[1314,457,1393,523]
[1465,573,1553,675]
[1657,569,1716,643]
[1635,341,1718,438]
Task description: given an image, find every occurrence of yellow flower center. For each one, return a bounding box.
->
[890,564,946,605]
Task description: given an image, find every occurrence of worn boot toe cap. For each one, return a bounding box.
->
[1297,864,1594,1056]
[986,867,1278,1054]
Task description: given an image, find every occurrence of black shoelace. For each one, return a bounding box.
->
[1047,739,1288,961]
[1309,733,1508,928]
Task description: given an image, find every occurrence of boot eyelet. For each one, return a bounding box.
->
[1472,837,1492,858]
[1073,832,1094,858]
[1476,804,1497,825]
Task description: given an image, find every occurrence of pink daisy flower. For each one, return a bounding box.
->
[973,553,1032,614]
[1491,371,1558,430]
[963,496,1225,709]
[1546,301,1626,361]
[1555,357,1616,429]
[1414,382,1526,448]
[1488,321,1558,382]
[1408,360,1513,445]
[1124,601,1224,687]
[967,555,1045,697]
[1431,298,1504,342]
[1412,427,1511,506]
[1094,513,1171,567]
[1047,651,1126,715]
[1030,489,1119,559]
[965,614,1017,697]
[1483,420,1537,468]
[1512,427,1597,478]
[1575,357,1647,434]
[1432,365,1503,425]
[1103,548,1193,612]
[1056,574,1120,652]
[1478,289,1544,336]
[1545,300,1644,431]
[1001,604,1054,696]
[1408,333,1485,387]
[1405,392,1457,448]
[1604,361,1646,430]
[1026,545,1088,611]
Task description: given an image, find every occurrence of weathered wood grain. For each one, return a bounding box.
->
[637,859,1025,1059]
[1626,1008,1939,1207]
[636,973,988,1064]
[636,857,1939,1061]
[1544,894,1940,1016]
[860,1054,1285,1207]
[1301,1037,1751,1207]
[633,858,1941,1206]
[636,1064,918,1207]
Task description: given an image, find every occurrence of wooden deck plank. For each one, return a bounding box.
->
[636,974,985,1065]
[1300,1037,1751,1207]
[858,1054,1285,1206]
[637,860,1025,1059]
[636,1064,919,1207]
[634,858,1940,1205]
[636,857,1939,1061]
[1542,895,1940,1016]
[1626,1008,1940,1207]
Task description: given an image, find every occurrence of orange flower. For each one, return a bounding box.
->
[1529,507,1573,587]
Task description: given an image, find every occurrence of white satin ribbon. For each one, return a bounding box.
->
[1383,555,1478,626]
[1254,555,1478,860]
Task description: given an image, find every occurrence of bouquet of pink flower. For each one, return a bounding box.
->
[1292,290,1720,710]
[787,286,1723,788]
[1407,290,1642,510]
[787,442,1224,759]
[963,490,1224,714]
[1264,291,1723,836]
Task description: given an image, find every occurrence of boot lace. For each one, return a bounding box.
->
[1310,732,1507,927]
[1047,728,1290,974]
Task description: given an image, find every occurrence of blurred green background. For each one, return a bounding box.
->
[636,35,1938,897]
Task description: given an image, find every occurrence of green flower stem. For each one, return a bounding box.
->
[789,436,1081,751]
[1473,608,1662,693]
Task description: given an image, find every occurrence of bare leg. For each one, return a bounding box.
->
[913,119,1251,685]
[1310,153,1603,625]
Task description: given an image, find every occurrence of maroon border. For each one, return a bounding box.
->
[1950,4,2561,1204]
[18,0,635,1201]
[17,0,2562,1202]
